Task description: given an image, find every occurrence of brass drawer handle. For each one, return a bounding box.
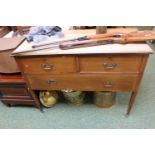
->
[41,64,54,70]
[104,82,114,88]
[102,63,117,69]
[47,80,57,84]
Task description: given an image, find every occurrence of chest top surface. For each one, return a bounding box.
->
[13,29,154,56]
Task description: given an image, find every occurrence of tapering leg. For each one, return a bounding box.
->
[126,91,138,115]
[29,88,43,112]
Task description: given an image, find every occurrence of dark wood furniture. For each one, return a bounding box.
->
[0,26,11,37]
[0,27,37,107]
[0,74,36,106]
[13,29,153,115]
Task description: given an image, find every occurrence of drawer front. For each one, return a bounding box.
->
[0,83,30,96]
[26,74,138,91]
[79,55,143,73]
[19,56,77,74]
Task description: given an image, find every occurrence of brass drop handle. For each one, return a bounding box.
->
[47,80,57,84]
[104,82,114,88]
[102,63,117,69]
[41,64,54,70]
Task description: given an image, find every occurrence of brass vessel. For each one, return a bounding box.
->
[94,91,116,108]
[62,90,85,106]
[39,91,58,108]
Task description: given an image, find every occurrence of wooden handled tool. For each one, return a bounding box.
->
[32,30,155,49]
[59,31,155,50]
[12,30,155,55]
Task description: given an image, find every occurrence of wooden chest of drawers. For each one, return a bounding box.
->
[16,54,144,92]
[13,30,153,115]
[0,74,36,106]
[15,53,150,114]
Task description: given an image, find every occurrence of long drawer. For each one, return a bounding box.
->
[78,55,143,73]
[26,74,138,91]
[18,56,77,74]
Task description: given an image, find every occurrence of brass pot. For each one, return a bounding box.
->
[94,91,116,108]
[39,91,58,108]
[62,90,85,106]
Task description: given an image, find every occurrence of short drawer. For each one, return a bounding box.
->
[18,56,77,74]
[26,74,138,91]
[0,83,36,106]
[78,55,143,73]
[0,83,30,96]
